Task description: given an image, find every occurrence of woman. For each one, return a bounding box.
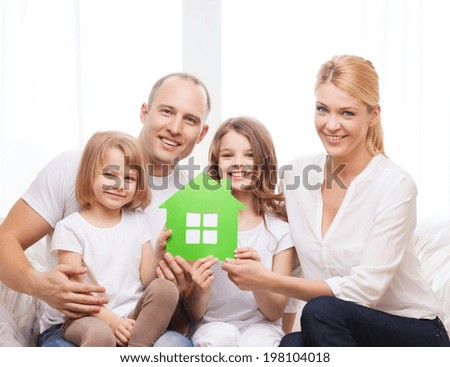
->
[222,55,449,347]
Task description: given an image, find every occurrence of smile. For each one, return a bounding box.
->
[325,134,346,141]
[160,137,180,147]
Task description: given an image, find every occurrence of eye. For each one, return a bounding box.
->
[103,172,115,178]
[221,152,233,158]
[184,115,198,125]
[125,176,137,183]
[160,107,172,116]
[246,152,254,158]
[342,111,354,117]
[316,105,328,113]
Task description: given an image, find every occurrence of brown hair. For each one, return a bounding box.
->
[315,55,385,156]
[76,131,151,210]
[208,116,287,222]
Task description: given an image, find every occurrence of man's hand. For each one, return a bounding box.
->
[34,264,108,318]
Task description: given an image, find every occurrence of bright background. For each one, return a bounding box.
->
[1,0,449,221]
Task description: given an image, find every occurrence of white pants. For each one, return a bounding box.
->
[191,321,284,347]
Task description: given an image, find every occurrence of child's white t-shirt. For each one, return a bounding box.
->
[195,214,293,330]
[40,209,151,331]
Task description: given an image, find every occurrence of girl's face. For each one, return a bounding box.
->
[315,83,379,162]
[217,130,256,193]
[92,147,138,210]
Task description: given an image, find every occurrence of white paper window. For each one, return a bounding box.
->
[185,212,218,245]
[186,229,201,244]
[203,213,218,227]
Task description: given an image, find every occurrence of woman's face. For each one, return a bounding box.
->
[314,82,379,161]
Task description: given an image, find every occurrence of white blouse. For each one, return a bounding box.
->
[281,153,444,320]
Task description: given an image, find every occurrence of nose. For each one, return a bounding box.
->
[166,114,183,135]
[232,155,245,168]
[325,114,341,132]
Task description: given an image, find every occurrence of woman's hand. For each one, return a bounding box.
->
[222,258,270,291]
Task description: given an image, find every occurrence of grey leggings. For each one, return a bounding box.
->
[62,278,179,347]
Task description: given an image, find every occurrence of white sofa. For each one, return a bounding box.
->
[1,218,450,346]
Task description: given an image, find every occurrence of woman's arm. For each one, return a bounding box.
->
[251,248,295,321]
[222,258,333,302]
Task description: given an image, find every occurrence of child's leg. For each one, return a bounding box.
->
[191,322,241,347]
[62,316,116,347]
[239,323,284,347]
[127,278,179,347]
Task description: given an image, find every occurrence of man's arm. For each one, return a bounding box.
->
[0,199,108,318]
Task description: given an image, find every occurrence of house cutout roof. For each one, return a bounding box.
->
[160,172,245,260]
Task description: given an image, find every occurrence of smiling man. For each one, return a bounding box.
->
[0,73,210,347]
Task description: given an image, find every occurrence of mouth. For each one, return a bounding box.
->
[104,191,126,198]
[160,136,180,147]
[324,133,346,141]
[229,169,254,180]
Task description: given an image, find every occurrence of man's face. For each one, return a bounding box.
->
[139,77,209,175]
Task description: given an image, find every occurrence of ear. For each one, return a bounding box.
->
[369,105,381,127]
[140,102,149,124]
[196,124,209,144]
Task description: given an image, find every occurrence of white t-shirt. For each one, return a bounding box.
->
[195,214,293,330]
[40,210,151,331]
[22,150,190,331]
[281,153,444,320]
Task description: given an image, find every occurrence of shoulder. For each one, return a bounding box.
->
[264,214,290,238]
[122,209,151,237]
[264,214,293,253]
[371,156,417,194]
[39,150,82,175]
[54,212,82,230]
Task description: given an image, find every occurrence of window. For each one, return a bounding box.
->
[186,213,218,245]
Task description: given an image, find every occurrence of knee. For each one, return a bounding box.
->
[145,278,179,306]
[82,324,116,347]
[301,296,337,327]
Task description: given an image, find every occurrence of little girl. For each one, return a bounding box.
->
[184,116,295,347]
[46,131,179,347]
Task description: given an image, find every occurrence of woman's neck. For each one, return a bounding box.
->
[80,204,122,228]
[325,151,374,188]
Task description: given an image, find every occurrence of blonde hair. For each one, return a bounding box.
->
[315,55,385,156]
[76,131,151,210]
[208,116,287,222]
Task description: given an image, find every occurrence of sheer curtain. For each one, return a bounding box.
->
[1,0,449,221]
[222,0,450,221]
[0,0,182,216]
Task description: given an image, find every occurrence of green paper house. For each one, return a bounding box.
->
[159,172,245,260]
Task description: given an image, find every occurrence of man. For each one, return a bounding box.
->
[0,73,210,346]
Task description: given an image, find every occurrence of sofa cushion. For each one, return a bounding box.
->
[413,220,450,330]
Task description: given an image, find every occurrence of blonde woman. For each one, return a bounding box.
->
[223,55,450,347]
